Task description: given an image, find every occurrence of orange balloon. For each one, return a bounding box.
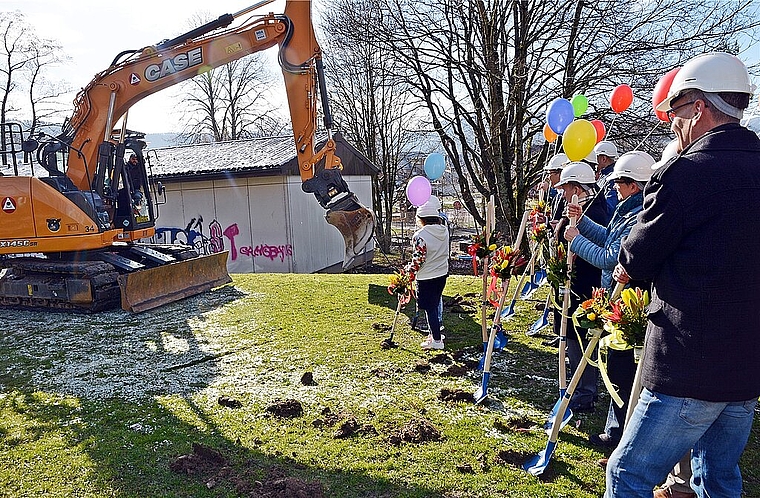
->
[610,84,634,113]
[543,123,558,143]
[591,120,606,143]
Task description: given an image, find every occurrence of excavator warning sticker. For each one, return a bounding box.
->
[2,197,16,213]
[255,29,266,41]
[130,73,141,85]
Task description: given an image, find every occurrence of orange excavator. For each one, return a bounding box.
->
[0,0,374,312]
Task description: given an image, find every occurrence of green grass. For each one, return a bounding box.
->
[1,273,758,497]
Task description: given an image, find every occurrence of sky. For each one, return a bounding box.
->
[3,0,760,134]
[2,0,287,133]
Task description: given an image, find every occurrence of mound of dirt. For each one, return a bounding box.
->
[439,388,473,402]
[266,399,304,418]
[300,372,316,386]
[388,419,442,445]
[218,396,243,408]
[170,442,227,475]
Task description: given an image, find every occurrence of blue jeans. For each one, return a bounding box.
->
[605,388,756,497]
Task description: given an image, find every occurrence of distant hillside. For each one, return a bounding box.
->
[145,133,181,149]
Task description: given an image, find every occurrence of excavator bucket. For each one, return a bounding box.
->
[117,251,232,312]
[325,197,375,269]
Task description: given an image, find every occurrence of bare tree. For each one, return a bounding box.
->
[320,0,425,252]
[357,0,760,237]
[0,11,69,131]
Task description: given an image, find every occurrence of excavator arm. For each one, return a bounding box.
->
[63,0,373,264]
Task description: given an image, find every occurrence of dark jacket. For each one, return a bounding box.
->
[619,123,760,401]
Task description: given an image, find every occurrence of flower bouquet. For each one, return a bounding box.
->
[530,222,549,245]
[572,287,611,330]
[467,229,500,275]
[387,269,414,304]
[546,242,574,292]
[489,245,528,280]
[528,199,548,221]
[603,287,650,349]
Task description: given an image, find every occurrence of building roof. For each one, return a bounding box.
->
[147,132,379,180]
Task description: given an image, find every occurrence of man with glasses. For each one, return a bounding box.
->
[606,53,760,497]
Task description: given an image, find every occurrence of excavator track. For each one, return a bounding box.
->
[0,245,232,313]
[0,259,121,312]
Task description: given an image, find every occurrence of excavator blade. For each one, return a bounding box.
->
[117,251,232,313]
[325,196,375,269]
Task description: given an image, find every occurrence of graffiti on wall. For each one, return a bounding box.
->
[155,216,293,262]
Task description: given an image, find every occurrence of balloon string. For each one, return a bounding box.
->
[606,114,619,140]
[633,122,663,151]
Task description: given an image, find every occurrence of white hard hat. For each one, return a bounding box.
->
[652,139,680,170]
[583,150,597,164]
[594,141,619,159]
[656,52,756,112]
[608,151,655,182]
[544,153,569,172]
[555,162,596,187]
[416,197,441,218]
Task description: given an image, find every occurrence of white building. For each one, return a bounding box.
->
[146,133,377,274]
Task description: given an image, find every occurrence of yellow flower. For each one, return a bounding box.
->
[588,312,596,321]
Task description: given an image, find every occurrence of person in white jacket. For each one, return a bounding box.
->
[406,196,450,350]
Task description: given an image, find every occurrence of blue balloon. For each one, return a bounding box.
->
[424,153,446,180]
[546,98,575,135]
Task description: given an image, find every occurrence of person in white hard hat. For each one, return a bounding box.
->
[406,196,449,350]
[607,52,760,498]
[538,153,570,224]
[552,161,609,412]
[594,141,621,216]
[564,151,654,455]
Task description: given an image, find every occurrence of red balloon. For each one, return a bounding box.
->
[652,68,681,122]
[610,84,634,113]
[591,120,606,143]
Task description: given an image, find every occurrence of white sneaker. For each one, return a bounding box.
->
[421,337,444,350]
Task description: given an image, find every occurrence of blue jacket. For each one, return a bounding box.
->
[569,191,643,290]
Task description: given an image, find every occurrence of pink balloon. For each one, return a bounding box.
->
[406,176,432,207]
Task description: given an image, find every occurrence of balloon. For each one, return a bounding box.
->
[546,98,574,135]
[406,175,431,207]
[543,123,558,143]
[591,119,606,143]
[652,68,681,122]
[610,84,634,113]
[562,119,597,161]
[571,94,588,117]
[423,153,446,180]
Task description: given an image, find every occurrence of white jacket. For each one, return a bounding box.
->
[412,224,449,280]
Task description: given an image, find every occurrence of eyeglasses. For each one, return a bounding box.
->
[666,101,695,122]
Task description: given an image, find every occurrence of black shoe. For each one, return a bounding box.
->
[541,336,560,347]
[589,432,619,448]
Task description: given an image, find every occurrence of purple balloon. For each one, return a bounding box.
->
[406,176,432,207]
[546,98,575,135]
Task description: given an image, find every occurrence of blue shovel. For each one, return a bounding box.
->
[523,327,605,476]
[474,279,510,403]
[526,294,551,336]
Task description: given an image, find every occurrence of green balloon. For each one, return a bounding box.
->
[571,94,588,117]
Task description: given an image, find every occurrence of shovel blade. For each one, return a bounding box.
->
[533,269,547,286]
[523,441,557,476]
[544,400,573,435]
[521,281,538,299]
[527,311,550,336]
[493,328,509,351]
[473,371,490,404]
[500,301,516,320]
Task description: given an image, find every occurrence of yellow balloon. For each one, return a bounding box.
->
[562,119,597,161]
